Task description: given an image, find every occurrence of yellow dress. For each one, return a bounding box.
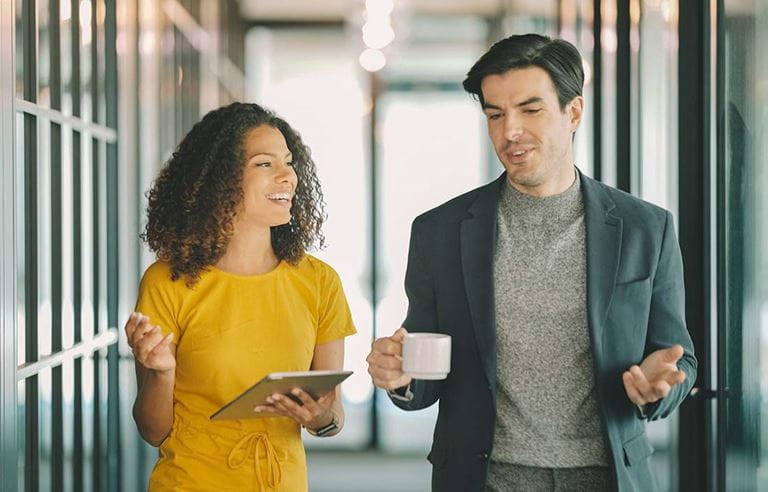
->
[135,255,357,491]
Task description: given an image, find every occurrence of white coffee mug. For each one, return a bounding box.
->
[401,333,452,380]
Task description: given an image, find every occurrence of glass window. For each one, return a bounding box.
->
[638,0,678,215]
[39,368,53,491]
[61,124,75,350]
[503,1,559,36]
[81,354,94,491]
[14,0,24,99]
[374,89,487,452]
[15,111,26,366]
[245,27,372,448]
[638,2,680,489]
[94,0,106,126]
[722,0,768,489]
[62,358,76,492]
[61,0,74,117]
[38,117,53,359]
[17,379,26,490]
[560,0,596,177]
[38,0,52,108]
[80,0,93,123]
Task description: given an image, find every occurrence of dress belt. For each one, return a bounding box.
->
[227,431,282,490]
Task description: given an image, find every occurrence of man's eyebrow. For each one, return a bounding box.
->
[516,97,544,107]
[481,102,502,112]
[481,97,544,111]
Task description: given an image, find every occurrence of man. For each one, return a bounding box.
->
[366,34,696,491]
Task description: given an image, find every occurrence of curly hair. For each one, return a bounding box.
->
[142,102,326,286]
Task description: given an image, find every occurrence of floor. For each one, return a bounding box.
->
[306,450,432,492]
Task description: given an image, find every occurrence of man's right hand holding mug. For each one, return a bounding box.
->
[366,327,412,391]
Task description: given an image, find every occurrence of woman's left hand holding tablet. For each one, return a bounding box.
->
[255,389,335,429]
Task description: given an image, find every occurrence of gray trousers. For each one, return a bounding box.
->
[486,462,611,492]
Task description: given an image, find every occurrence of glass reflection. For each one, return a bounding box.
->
[723,0,768,489]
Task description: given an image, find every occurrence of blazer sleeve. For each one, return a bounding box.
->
[642,211,698,421]
[389,218,443,411]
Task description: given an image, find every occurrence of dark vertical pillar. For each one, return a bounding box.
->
[677,1,713,491]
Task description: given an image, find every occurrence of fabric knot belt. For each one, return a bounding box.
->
[227,432,282,490]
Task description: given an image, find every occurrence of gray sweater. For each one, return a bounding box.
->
[490,176,608,468]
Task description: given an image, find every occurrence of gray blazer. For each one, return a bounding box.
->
[391,171,697,491]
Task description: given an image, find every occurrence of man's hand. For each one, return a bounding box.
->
[622,345,686,406]
[366,327,412,391]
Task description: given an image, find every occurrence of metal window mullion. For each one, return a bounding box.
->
[69,0,84,489]
[368,72,380,449]
[592,0,602,182]
[49,0,64,489]
[713,4,726,491]
[89,0,107,489]
[677,1,712,490]
[16,330,119,379]
[616,0,631,193]
[134,0,150,481]
[104,0,121,489]
[0,0,20,488]
[90,141,103,489]
[22,0,39,490]
[14,100,117,141]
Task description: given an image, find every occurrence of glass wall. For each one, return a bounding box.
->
[375,88,488,452]
[638,1,680,490]
[5,1,765,490]
[721,1,768,490]
[0,0,247,490]
[127,0,248,486]
[245,26,373,449]
[10,0,121,490]
[559,0,596,178]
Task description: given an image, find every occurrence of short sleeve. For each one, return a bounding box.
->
[315,264,357,345]
[134,262,182,343]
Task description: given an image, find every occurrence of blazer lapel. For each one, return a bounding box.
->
[460,175,504,391]
[581,173,622,354]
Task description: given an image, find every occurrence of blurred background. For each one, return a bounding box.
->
[1,0,767,491]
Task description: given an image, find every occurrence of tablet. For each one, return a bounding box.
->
[210,370,353,421]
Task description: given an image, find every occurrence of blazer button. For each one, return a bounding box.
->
[478,452,489,461]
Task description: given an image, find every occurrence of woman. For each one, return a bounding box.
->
[125,102,356,491]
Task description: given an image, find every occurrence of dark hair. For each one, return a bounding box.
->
[142,102,325,286]
[462,34,584,109]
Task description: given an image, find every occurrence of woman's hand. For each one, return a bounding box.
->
[125,312,176,374]
[254,388,336,430]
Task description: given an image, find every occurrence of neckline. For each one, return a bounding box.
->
[207,260,287,280]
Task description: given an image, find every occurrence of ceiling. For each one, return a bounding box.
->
[238,0,557,22]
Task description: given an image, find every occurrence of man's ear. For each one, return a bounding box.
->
[567,96,585,131]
